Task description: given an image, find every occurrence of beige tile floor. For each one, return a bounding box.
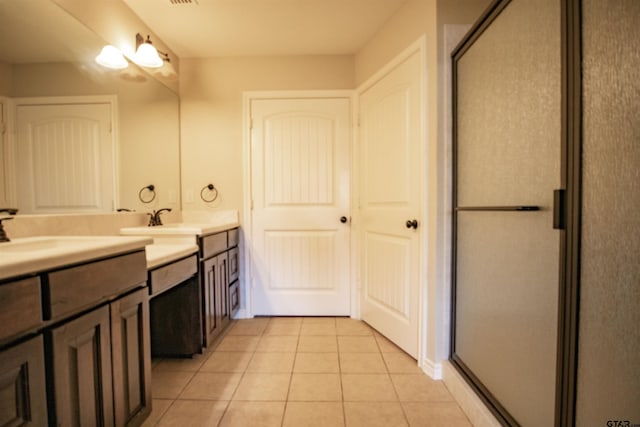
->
[142,317,472,427]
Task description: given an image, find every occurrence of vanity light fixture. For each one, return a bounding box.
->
[152,51,178,80]
[95,45,128,70]
[134,33,163,68]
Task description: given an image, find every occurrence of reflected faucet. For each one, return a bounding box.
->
[0,208,18,242]
[148,208,172,227]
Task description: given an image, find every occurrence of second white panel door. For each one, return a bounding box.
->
[250,97,351,316]
[359,51,423,358]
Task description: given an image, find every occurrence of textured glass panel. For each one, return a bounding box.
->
[576,0,640,424]
[456,212,558,426]
[457,0,561,208]
[454,0,561,425]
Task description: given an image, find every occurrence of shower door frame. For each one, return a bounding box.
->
[449,0,582,425]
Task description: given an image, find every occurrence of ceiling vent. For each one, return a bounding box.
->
[169,0,198,4]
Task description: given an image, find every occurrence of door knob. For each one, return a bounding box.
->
[340,216,348,223]
[406,219,418,229]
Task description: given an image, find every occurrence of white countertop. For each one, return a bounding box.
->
[0,235,153,281]
[120,220,239,237]
[145,243,199,270]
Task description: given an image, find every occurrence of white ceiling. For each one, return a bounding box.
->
[122,0,409,58]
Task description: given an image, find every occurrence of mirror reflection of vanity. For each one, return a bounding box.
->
[0,0,181,214]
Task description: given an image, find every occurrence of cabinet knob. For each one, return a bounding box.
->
[340,216,348,224]
[406,219,418,229]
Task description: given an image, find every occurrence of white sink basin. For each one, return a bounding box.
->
[0,236,152,280]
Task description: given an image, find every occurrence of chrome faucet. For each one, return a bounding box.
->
[147,208,172,227]
[0,208,18,242]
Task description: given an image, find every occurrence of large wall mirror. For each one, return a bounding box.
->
[0,0,180,214]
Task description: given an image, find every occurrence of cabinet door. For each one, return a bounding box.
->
[229,280,240,316]
[0,335,48,426]
[202,256,220,347]
[111,288,151,427]
[217,252,230,326]
[228,247,239,283]
[50,305,114,427]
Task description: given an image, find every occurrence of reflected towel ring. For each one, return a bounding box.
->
[138,184,156,203]
[200,183,218,203]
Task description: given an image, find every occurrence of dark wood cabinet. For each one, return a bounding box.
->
[202,251,229,347]
[0,335,48,426]
[49,305,115,426]
[2,250,151,426]
[43,251,151,427]
[150,275,201,356]
[228,247,239,283]
[228,246,240,317]
[197,227,241,347]
[110,288,152,427]
[229,280,240,315]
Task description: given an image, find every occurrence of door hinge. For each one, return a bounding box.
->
[251,199,254,210]
[249,118,254,130]
[0,121,5,135]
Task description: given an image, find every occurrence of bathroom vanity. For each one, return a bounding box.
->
[145,245,200,357]
[121,220,241,350]
[0,236,153,427]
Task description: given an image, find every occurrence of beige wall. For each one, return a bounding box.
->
[355,0,437,85]
[179,55,354,216]
[0,62,12,96]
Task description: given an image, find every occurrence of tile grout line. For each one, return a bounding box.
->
[280,319,301,427]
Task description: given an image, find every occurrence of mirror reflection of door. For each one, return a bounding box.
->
[15,99,115,214]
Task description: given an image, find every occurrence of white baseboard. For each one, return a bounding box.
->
[421,358,443,380]
[442,361,502,427]
[232,308,250,319]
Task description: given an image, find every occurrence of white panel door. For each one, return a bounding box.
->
[250,98,351,315]
[359,52,423,358]
[16,103,114,214]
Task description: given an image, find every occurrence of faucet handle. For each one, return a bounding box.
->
[147,212,156,227]
[0,216,14,242]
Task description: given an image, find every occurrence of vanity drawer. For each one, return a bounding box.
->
[228,228,239,248]
[0,277,42,341]
[48,251,147,320]
[149,255,197,297]
[201,232,227,259]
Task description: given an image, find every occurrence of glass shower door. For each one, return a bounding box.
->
[452,0,562,425]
